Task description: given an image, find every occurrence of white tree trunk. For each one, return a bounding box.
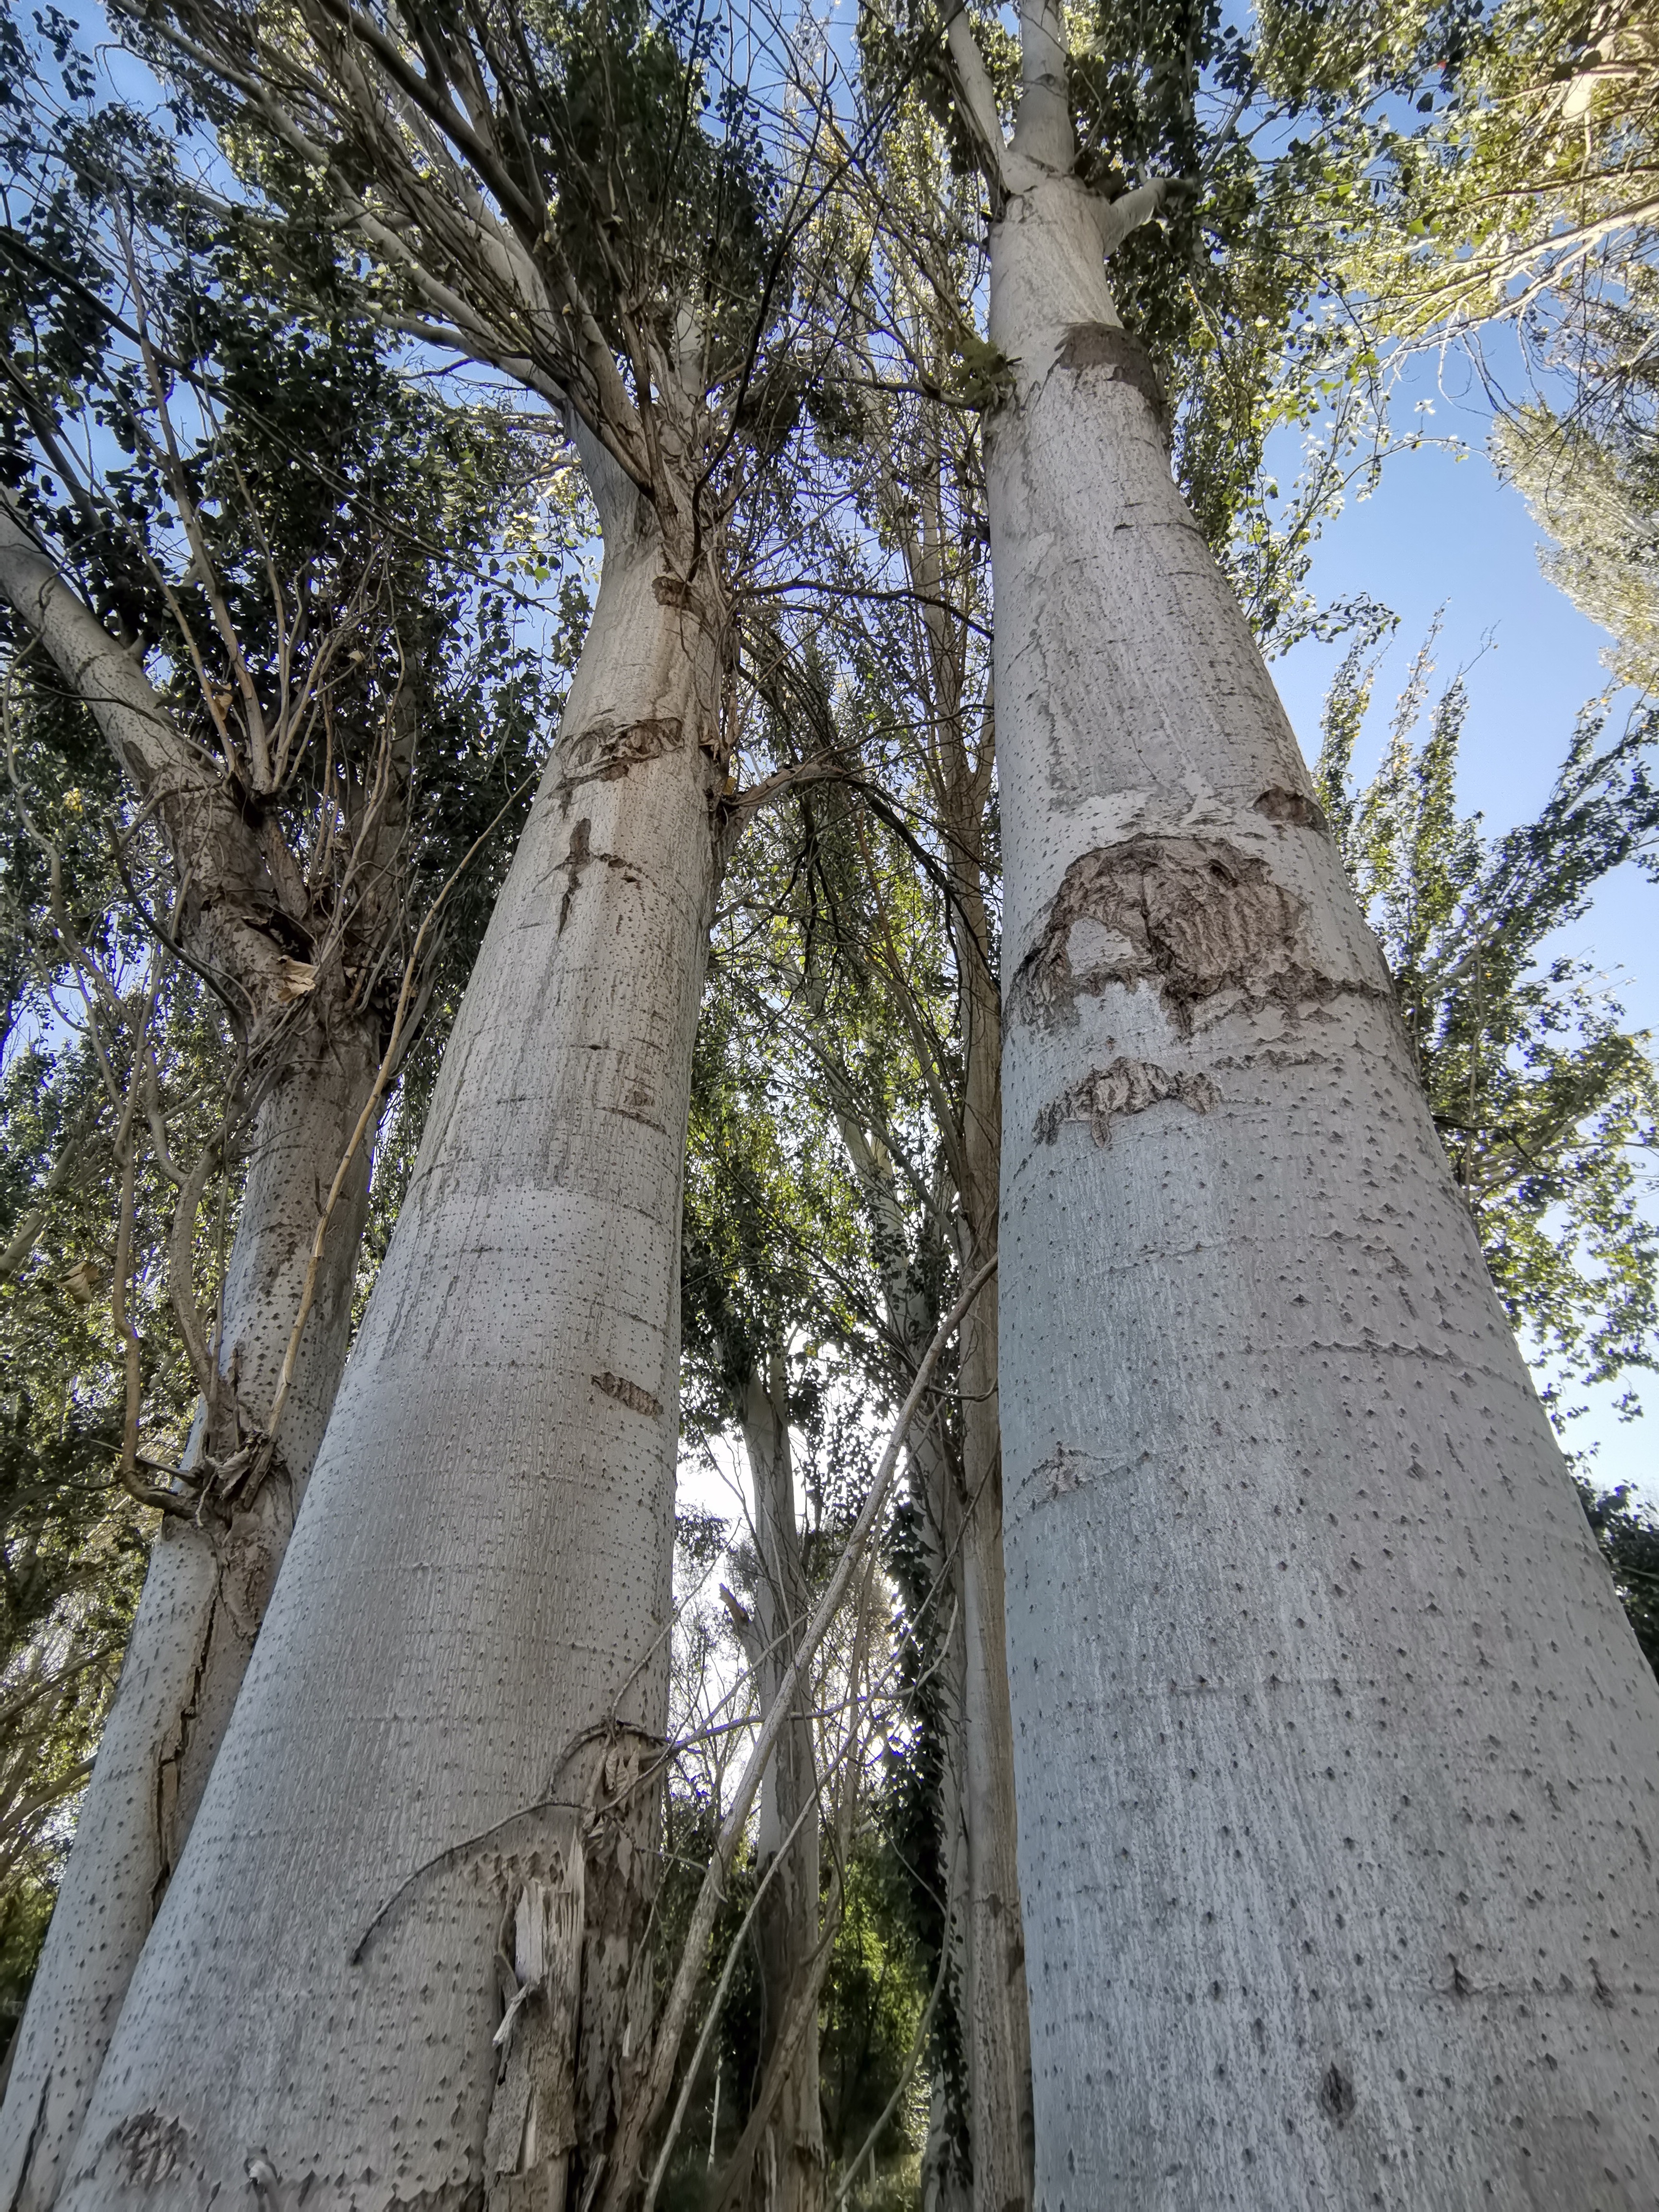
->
[955,1280,1033,2212]
[737,1358,823,2212]
[57,457,726,2211]
[950,837,1034,2212]
[987,170,1659,2208]
[0,1026,377,2212]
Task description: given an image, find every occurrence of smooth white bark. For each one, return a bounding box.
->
[58,460,726,2210]
[0,1041,375,2212]
[0,513,386,2211]
[985,167,1659,2207]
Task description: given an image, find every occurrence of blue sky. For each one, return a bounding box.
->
[1268,344,1657,1495]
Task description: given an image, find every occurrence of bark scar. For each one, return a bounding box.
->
[1010,834,1331,1034]
[593,1372,662,1419]
[557,819,591,935]
[1056,324,1167,438]
[151,1575,221,1915]
[555,717,683,813]
[116,2111,190,2185]
[1032,1443,1091,1503]
[1319,2063,1356,2125]
[1254,785,1328,830]
[1035,1056,1219,1146]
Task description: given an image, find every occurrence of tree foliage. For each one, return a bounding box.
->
[1316,617,1659,1425]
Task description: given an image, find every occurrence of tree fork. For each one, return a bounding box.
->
[0,519,386,2212]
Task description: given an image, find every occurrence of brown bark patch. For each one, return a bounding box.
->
[116,2110,190,2184]
[574,1735,658,2200]
[486,1850,585,2212]
[593,1371,662,1419]
[1034,1057,1219,1146]
[1253,785,1328,831]
[1010,835,1313,1033]
[1057,324,1166,432]
[557,818,591,936]
[556,716,683,807]
[651,573,718,629]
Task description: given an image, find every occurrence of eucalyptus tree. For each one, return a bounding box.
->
[49,0,872,2199]
[0,36,560,2195]
[907,0,1659,2199]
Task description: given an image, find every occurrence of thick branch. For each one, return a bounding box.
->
[941,0,1009,206]
[0,500,292,1022]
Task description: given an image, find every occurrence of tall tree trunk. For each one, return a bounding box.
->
[890,398,1033,2212]
[0,519,387,2211]
[0,1029,377,2212]
[974,52,1659,2207]
[57,446,728,2211]
[948,878,1032,2212]
[914,1435,971,2212]
[733,1357,823,2212]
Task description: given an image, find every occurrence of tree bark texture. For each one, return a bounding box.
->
[56,459,729,2210]
[946,744,1034,2212]
[0,1036,376,2212]
[985,160,1659,2209]
[0,518,385,2212]
[733,1358,824,2212]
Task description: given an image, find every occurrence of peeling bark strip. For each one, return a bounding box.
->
[593,1372,662,1419]
[1056,323,1166,434]
[485,1844,585,2211]
[1010,835,1316,1032]
[1034,1057,1219,1146]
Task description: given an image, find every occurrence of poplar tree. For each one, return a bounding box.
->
[925,0,1659,2200]
[48,0,860,2198]
[0,26,562,2191]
